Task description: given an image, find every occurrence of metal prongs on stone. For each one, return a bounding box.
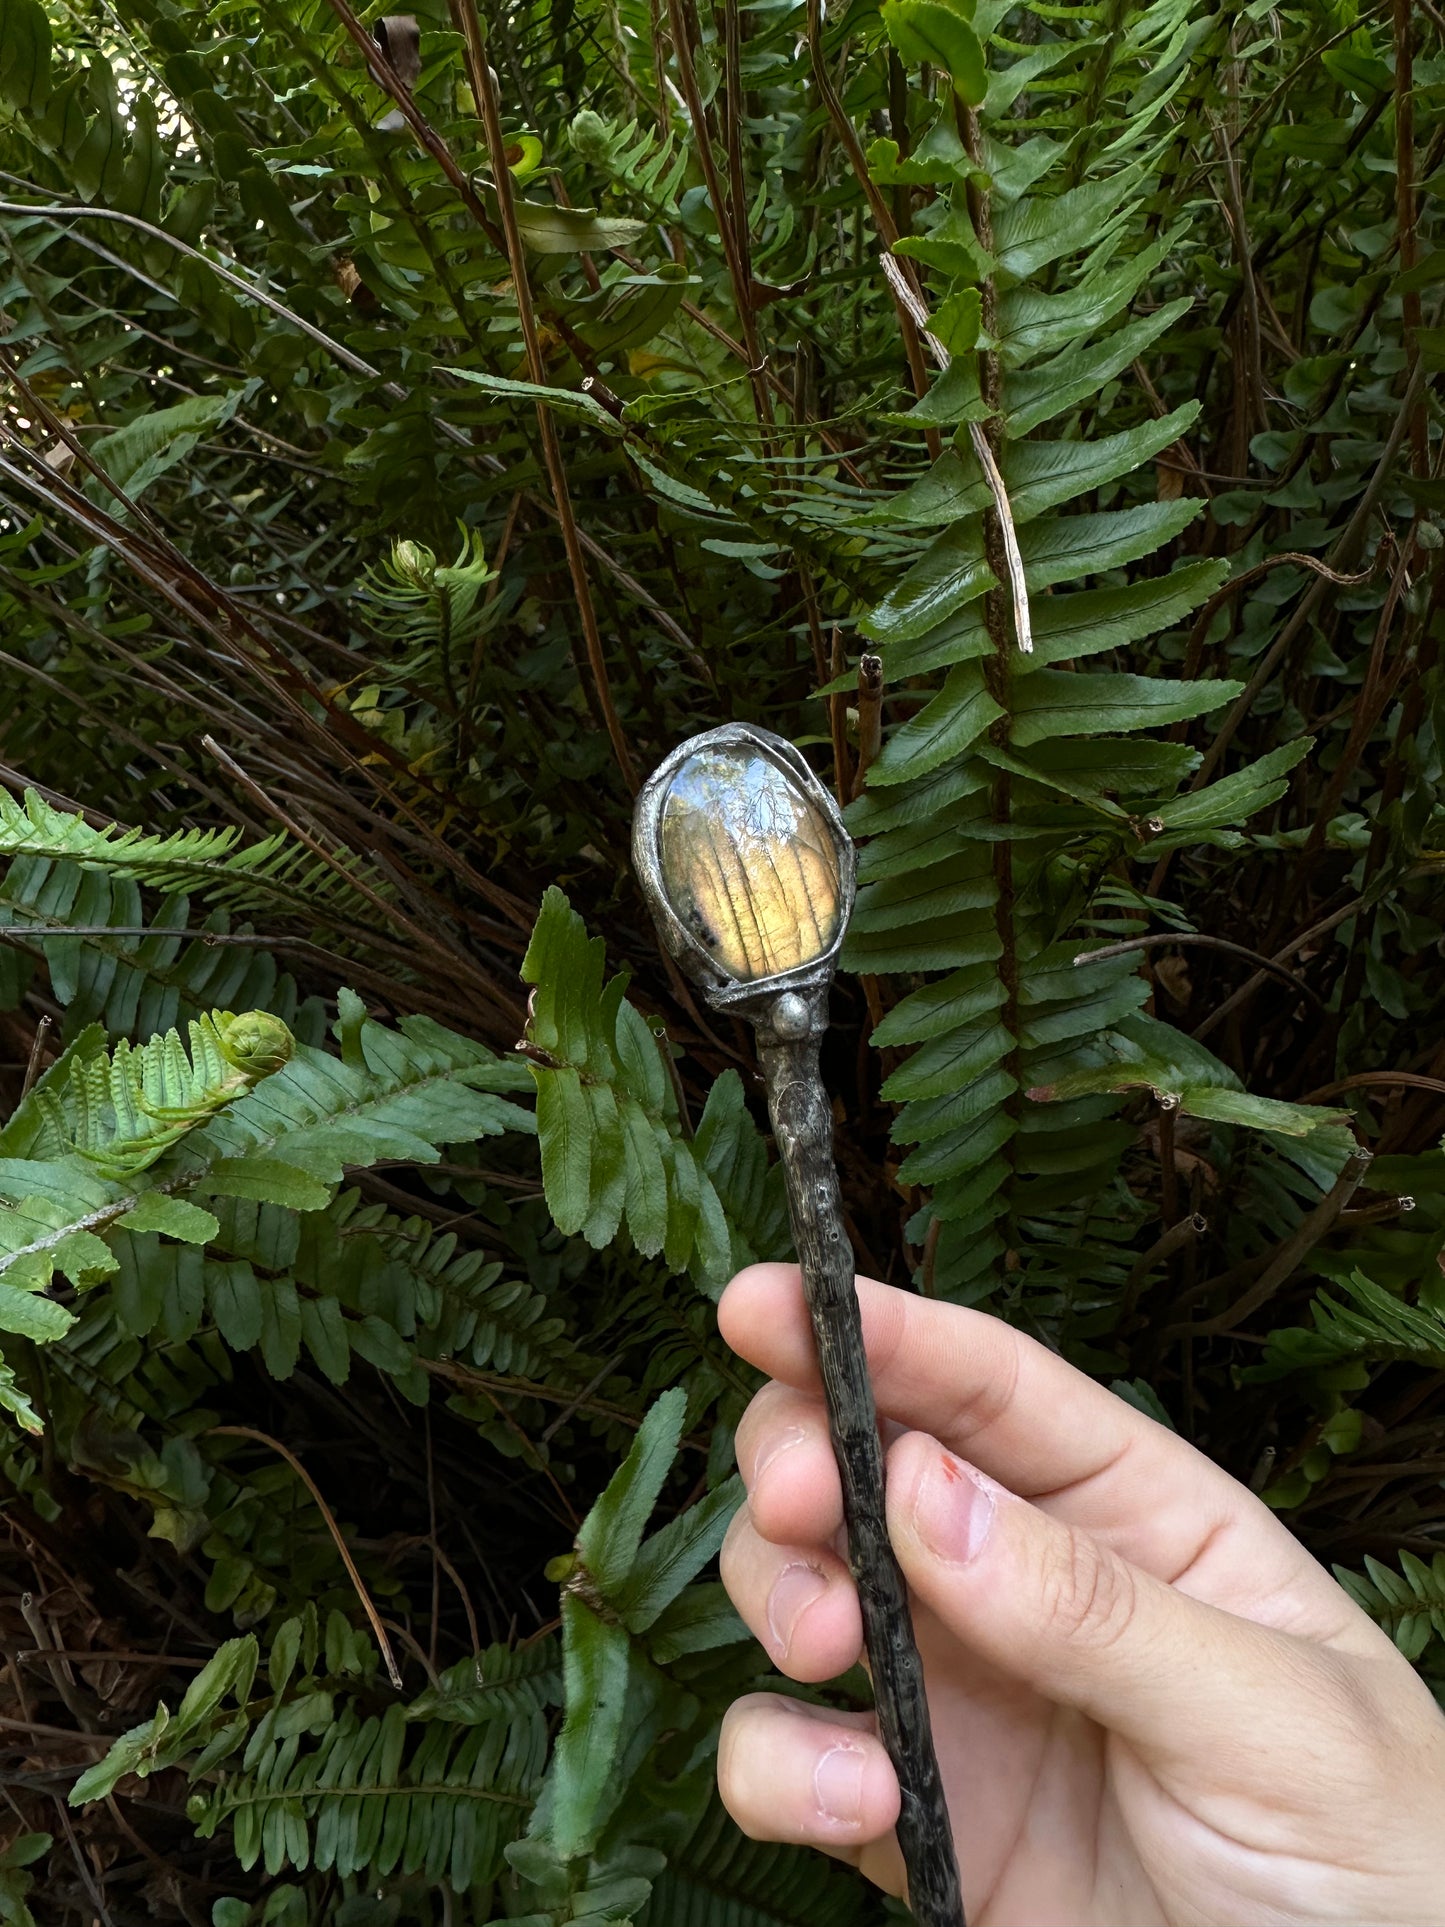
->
[633,724,967,1927]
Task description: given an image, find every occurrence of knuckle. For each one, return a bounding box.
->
[718,1503,754,1600]
[735,1382,812,1487]
[955,1332,1022,1451]
[934,1322,1021,1461]
[715,1696,782,1833]
[715,1703,747,1812]
[1316,1647,1391,1751]
[1039,1526,1138,1655]
[732,1386,779,1477]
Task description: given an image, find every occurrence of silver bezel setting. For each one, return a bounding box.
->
[631,722,856,1011]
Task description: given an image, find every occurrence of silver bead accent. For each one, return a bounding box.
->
[772,991,811,1039]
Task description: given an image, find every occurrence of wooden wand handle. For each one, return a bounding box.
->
[755,991,966,1927]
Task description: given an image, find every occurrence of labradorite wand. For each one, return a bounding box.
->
[633,723,967,1927]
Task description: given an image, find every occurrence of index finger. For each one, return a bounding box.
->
[719,1264,1340,1623]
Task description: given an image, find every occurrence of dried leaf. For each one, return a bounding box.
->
[371,15,419,130]
[1153,953,1193,1006]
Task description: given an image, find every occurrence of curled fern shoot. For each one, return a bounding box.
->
[360,529,496,714]
[45,1009,295,1180]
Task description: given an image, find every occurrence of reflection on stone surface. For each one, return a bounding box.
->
[658,744,841,981]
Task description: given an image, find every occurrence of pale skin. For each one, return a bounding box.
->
[716,1262,1445,1926]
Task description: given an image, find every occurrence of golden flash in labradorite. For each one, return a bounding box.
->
[657,743,843,983]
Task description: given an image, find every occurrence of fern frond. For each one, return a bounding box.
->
[165,996,535,1205]
[359,529,496,689]
[538,1390,746,1873]
[70,1614,561,1892]
[0,1000,535,1434]
[1250,1270,1445,1380]
[208,1686,547,1885]
[0,855,300,1036]
[568,111,688,214]
[521,888,787,1294]
[0,791,400,940]
[0,1011,289,1418]
[0,1000,531,1252]
[47,1010,294,1180]
[1335,1550,1445,1664]
[639,1795,877,1926]
[846,16,1344,1304]
[0,789,265,881]
[98,1186,578,1398]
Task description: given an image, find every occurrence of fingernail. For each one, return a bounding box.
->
[813,1742,866,1828]
[752,1422,807,1483]
[912,1452,995,1565]
[766,1561,828,1659]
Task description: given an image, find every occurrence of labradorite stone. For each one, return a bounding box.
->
[658,744,841,982]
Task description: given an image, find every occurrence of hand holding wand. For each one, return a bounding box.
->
[633,723,966,1927]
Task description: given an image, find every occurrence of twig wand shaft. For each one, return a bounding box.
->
[755,1001,966,1927]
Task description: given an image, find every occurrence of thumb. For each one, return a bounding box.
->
[885,1432,1355,1775]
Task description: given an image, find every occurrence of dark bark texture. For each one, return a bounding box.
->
[756,989,967,1927]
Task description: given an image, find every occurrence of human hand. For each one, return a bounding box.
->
[716,1263,1445,1925]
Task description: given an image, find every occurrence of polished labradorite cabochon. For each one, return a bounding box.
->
[657,743,842,982]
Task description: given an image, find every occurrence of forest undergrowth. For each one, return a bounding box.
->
[0,0,1444,1918]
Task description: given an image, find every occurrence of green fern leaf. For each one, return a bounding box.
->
[546,1390,729,1864]
[1029,1012,1348,1140]
[522,889,781,1292]
[843,21,1331,1303]
[639,1796,877,1926]
[0,789,266,885]
[0,1004,534,1431]
[1250,1271,1445,1380]
[0,789,396,933]
[29,1009,294,1180]
[1335,1549,1445,1662]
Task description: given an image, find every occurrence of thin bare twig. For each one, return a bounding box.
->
[198,737,462,972]
[851,652,884,800]
[1168,1146,1372,1340]
[1301,1070,1445,1105]
[1190,885,1395,1045]
[1175,551,1373,689]
[206,1425,403,1689]
[663,0,772,434]
[20,1015,51,1101]
[1187,358,1425,791]
[805,0,937,443]
[1073,931,1326,1008]
[0,1715,112,1746]
[1303,530,1418,854]
[1395,0,1429,475]
[460,0,639,794]
[1120,1214,1208,1320]
[15,1648,207,1668]
[879,254,1032,653]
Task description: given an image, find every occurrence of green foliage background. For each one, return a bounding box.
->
[0,0,1443,1916]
